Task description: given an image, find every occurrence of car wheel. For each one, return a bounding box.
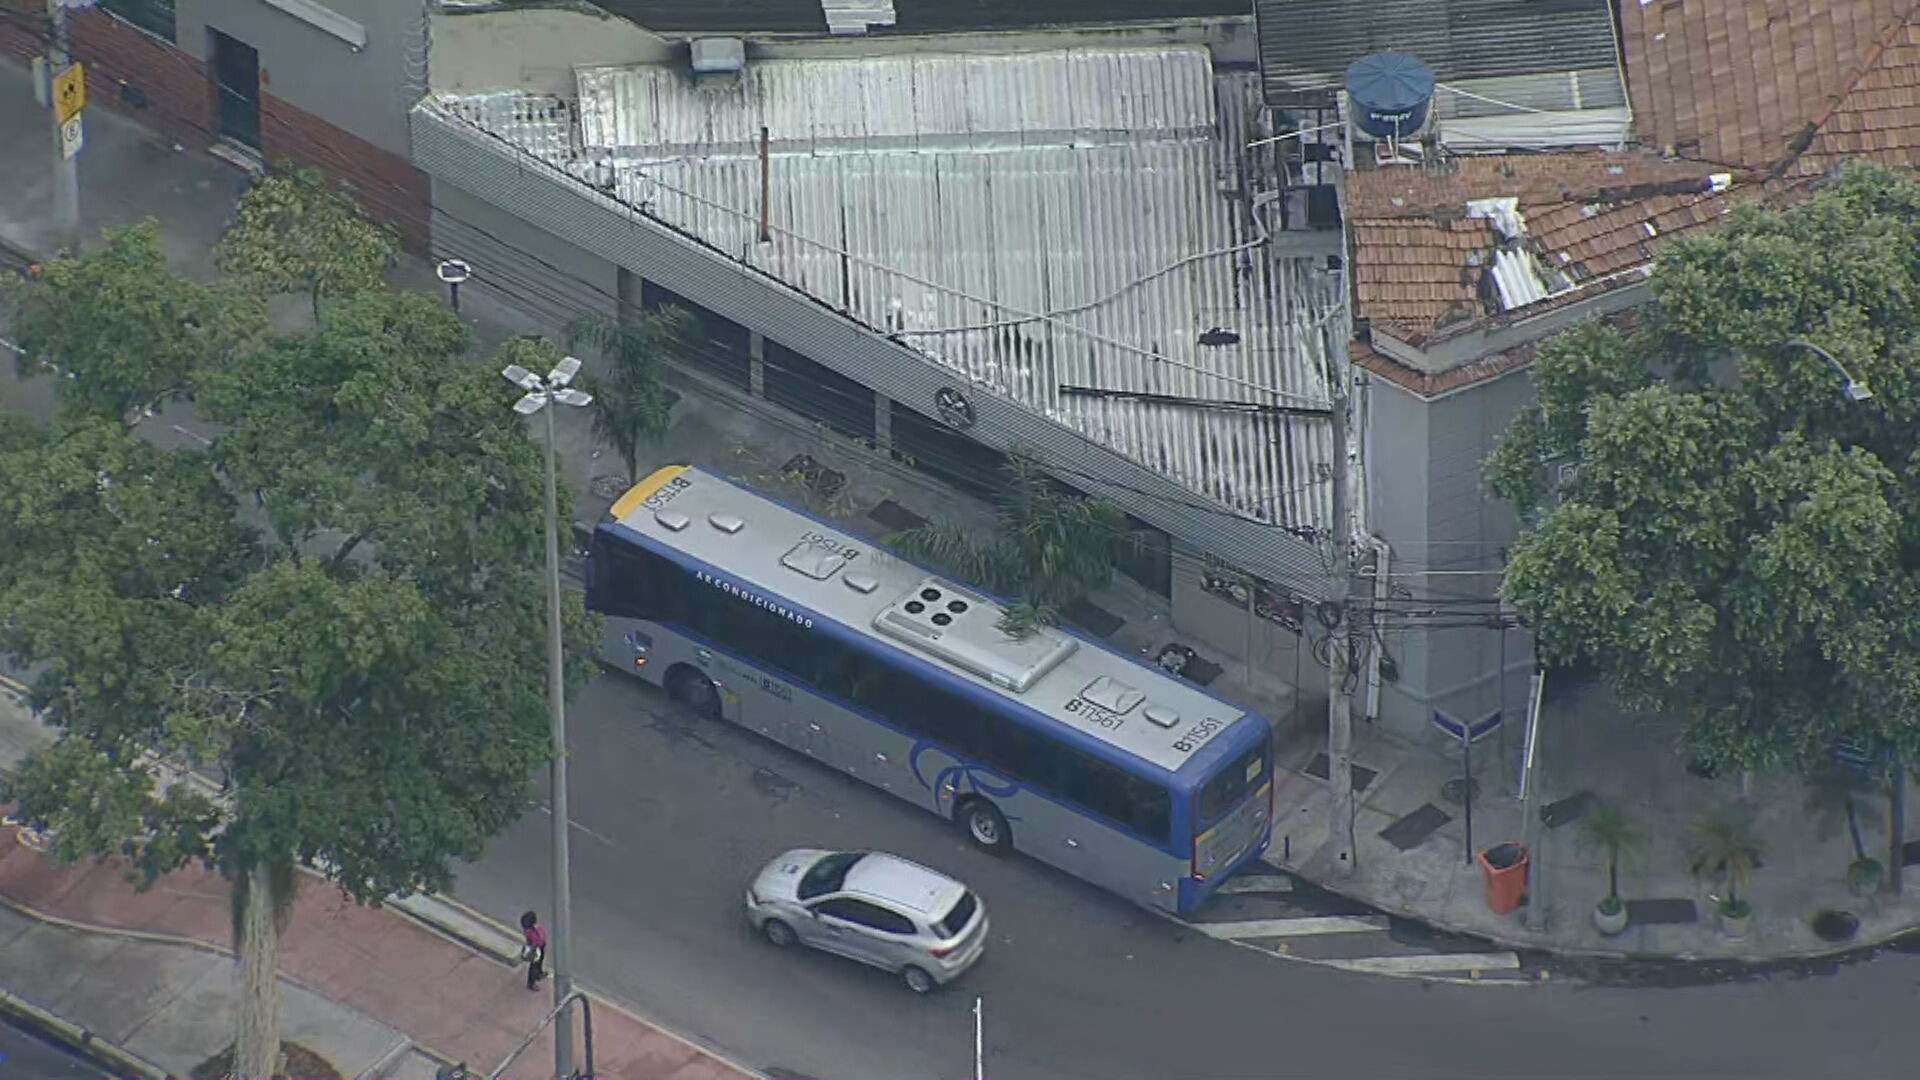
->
[902,965,936,995]
[668,668,721,719]
[958,799,1012,854]
[762,919,796,948]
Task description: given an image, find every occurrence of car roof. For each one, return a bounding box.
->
[842,853,965,916]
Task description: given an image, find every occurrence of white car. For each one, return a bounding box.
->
[745,849,988,994]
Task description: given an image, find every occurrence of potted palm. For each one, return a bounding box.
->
[1803,765,1884,896]
[1688,804,1764,940]
[1577,799,1644,936]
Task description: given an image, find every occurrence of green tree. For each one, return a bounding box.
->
[214,163,398,322]
[891,454,1128,637]
[4,220,265,423]
[566,308,694,485]
[0,285,589,1078]
[1489,161,1920,778]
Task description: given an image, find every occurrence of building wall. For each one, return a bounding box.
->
[1170,543,1329,703]
[2,2,432,251]
[174,0,421,157]
[1363,366,1536,738]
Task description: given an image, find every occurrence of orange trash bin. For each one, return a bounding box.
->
[1477,842,1529,915]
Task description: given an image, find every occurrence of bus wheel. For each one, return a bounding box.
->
[667,668,720,719]
[957,798,1011,854]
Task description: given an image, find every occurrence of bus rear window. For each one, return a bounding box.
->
[938,891,978,939]
[1197,741,1267,824]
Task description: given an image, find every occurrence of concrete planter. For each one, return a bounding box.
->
[1718,901,1752,940]
[1592,898,1629,936]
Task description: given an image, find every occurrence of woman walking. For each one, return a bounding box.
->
[520,911,547,991]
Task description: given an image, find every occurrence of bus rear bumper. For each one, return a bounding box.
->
[1174,825,1273,913]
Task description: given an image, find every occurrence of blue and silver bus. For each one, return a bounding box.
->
[586,465,1274,914]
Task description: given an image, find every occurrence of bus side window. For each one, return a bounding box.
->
[598,543,670,620]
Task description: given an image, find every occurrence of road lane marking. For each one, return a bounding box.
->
[1216,875,1293,895]
[1322,952,1522,975]
[1193,915,1387,939]
[170,425,213,446]
[535,803,618,847]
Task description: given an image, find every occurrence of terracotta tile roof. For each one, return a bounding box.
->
[1793,13,1920,173]
[1349,1,1920,391]
[1344,151,1743,344]
[1620,0,1917,169]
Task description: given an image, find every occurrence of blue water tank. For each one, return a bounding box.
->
[1344,52,1435,139]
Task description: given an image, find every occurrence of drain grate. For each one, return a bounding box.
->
[1379,803,1451,851]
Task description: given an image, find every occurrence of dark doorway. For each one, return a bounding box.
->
[210,30,260,151]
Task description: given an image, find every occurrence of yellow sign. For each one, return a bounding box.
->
[53,61,84,126]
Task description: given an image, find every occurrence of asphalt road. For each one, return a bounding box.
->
[0,1016,111,1080]
[448,673,1920,1080]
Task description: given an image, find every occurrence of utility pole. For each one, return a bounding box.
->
[45,0,82,249]
[1518,667,1547,930]
[1327,358,1356,877]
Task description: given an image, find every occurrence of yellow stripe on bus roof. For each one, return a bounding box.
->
[608,464,691,521]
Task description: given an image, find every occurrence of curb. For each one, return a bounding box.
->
[0,985,175,1080]
[1263,852,1920,967]
[406,894,772,1080]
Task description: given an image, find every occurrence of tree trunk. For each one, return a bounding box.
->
[232,861,283,1080]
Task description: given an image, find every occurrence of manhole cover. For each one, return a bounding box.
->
[1811,910,1859,942]
[1440,778,1478,805]
[590,474,628,499]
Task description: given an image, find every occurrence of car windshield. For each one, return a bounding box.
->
[797,851,865,901]
[936,891,978,939]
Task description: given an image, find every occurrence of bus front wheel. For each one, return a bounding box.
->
[667,667,721,719]
[957,798,1011,855]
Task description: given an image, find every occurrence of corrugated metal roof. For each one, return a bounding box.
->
[476,0,1250,34]
[412,102,1340,597]
[1254,0,1623,94]
[444,46,1346,534]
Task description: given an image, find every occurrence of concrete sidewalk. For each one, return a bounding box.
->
[0,689,758,1080]
[6,44,1920,980]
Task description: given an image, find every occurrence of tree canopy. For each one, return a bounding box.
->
[4,221,264,423]
[213,164,398,319]
[1489,162,1920,775]
[1,222,591,1077]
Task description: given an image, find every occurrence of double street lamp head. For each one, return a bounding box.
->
[502,356,594,415]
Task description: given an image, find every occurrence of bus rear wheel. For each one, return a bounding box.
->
[667,668,720,719]
[957,798,1011,855]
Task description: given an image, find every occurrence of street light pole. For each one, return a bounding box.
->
[503,356,593,1080]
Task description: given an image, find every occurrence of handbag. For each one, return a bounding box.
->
[519,943,536,963]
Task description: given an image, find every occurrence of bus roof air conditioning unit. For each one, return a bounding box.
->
[873,577,1078,692]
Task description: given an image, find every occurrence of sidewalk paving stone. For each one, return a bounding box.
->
[0,820,761,1080]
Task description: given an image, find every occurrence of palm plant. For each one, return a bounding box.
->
[1803,764,1884,894]
[890,452,1127,638]
[1576,799,1645,914]
[1687,804,1764,918]
[565,308,696,486]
